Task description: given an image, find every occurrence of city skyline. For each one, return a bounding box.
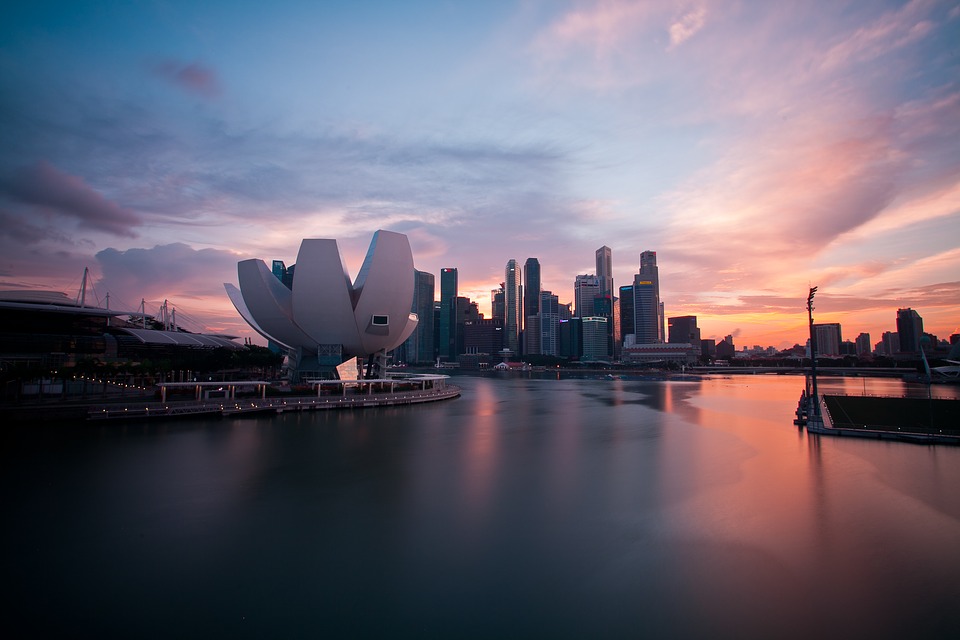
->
[1,1,957,348]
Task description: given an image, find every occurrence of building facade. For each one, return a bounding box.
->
[574,274,600,318]
[813,323,842,357]
[523,258,541,330]
[855,332,871,356]
[402,269,435,364]
[504,259,521,355]
[538,291,560,356]
[668,316,701,358]
[596,246,613,300]
[896,308,924,353]
[581,316,609,361]
[439,268,458,361]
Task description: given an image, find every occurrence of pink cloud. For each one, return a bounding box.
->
[669,6,707,48]
[152,60,220,98]
[2,161,141,237]
[819,0,935,71]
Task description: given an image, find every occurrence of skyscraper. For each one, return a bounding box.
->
[491,284,505,324]
[581,317,609,361]
[456,296,480,356]
[574,274,600,318]
[813,323,842,356]
[523,258,541,323]
[896,308,924,353]
[668,315,701,357]
[504,259,521,355]
[596,246,613,300]
[855,332,871,356]
[439,268,458,361]
[635,250,662,343]
[619,284,635,347]
[403,269,435,364]
[539,291,560,356]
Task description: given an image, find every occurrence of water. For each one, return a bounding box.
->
[3,374,959,638]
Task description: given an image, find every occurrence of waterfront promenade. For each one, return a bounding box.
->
[86,384,461,421]
[0,373,460,423]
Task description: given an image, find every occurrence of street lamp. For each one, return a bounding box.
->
[807,286,820,420]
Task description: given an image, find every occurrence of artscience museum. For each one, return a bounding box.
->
[225,230,419,380]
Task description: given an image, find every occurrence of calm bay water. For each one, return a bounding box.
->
[3,374,960,638]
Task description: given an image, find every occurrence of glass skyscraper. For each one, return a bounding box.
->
[505,259,521,355]
[439,268,458,361]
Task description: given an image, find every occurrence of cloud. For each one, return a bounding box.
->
[95,243,243,307]
[819,0,935,71]
[1,161,142,237]
[151,60,220,98]
[669,6,707,48]
[0,209,50,244]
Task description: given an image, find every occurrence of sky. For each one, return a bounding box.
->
[1,0,958,349]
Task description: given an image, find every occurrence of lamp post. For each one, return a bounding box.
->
[807,287,820,420]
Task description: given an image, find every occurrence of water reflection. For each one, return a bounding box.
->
[3,374,959,637]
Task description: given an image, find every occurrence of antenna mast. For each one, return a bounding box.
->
[77,267,89,307]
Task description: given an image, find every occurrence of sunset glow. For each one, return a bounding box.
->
[1,0,957,348]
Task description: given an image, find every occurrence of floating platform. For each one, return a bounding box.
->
[796,392,960,444]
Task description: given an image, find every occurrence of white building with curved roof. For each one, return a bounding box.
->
[225,230,419,379]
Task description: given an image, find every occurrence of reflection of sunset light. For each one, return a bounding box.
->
[462,381,499,522]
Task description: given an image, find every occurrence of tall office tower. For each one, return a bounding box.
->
[632,276,659,343]
[492,284,505,324]
[524,258,541,324]
[266,260,295,354]
[596,246,613,300]
[813,323,842,356]
[581,317,609,361]
[504,259,521,355]
[539,291,560,356]
[525,315,541,356]
[855,332,871,356]
[439,268,458,361]
[881,331,900,356]
[659,301,666,344]
[270,260,296,290]
[574,274,601,317]
[402,270,435,364]
[455,296,480,356]
[611,297,621,358]
[896,308,924,353]
[668,315,702,356]
[633,250,662,343]
[559,318,582,358]
[619,285,635,346]
[593,293,614,358]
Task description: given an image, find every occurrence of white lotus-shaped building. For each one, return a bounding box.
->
[224,230,419,378]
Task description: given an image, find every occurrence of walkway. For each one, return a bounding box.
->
[88,385,461,421]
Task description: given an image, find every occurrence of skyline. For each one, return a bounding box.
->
[1,1,958,347]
